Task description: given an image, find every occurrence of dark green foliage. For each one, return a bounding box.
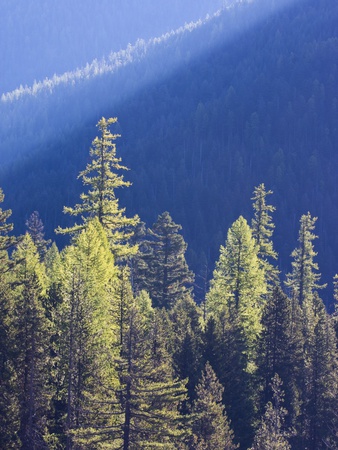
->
[300,293,338,450]
[251,184,279,288]
[0,188,20,271]
[257,287,304,432]
[12,235,52,449]
[134,212,194,309]
[25,211,51,261]
[191,362,237,450]
[250,374,291,450]
[216,311,256,450]
[285,213,326,306]
[117,294,188,449]
[2,0,338,309]
[169,296,204,403]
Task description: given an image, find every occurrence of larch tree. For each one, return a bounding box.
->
[0,187,20,274]
[285,213,326,306]
[52,219,120,449]
[0,188,22,448]
[56,117,139,260]
[251,183,279,288]
[191,362,238,450]
[11,234,52,449]
[207,216,267,365]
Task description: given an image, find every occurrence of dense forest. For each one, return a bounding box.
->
[1,117,338,449]
[0,0,338,308]
[1,1,338,447]
[0,0,226,94]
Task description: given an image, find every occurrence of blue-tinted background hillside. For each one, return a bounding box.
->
[0,0,224,94]
[1,0,337,305]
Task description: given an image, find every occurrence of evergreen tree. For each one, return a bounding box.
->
[170,295,204,403]
[0,187,20,276]
[300,293,338,450]
[257,287,304,437]
[207,216,266,365]
[251,183,279,288]
[25,211,51,261]
[258,288,290,400]
[52,219,119,448]
[11,234,52,449]
[191,362,237,450]
[0,188,21,447]
[135,212,194,309]
[285,213,326,306]
[117,293,188,449]
[216,309,256,449]
[249,374,291,450]
[56,117,139,259]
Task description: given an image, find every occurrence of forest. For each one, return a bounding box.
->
[1,0,338,310]
[0,117,337,449]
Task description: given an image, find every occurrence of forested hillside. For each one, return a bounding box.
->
[0,0,337,300]
[0,117,337,449]
[0,0,225,94]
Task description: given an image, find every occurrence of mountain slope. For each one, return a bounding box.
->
[1,0,337,304]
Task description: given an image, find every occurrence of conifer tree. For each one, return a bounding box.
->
[249,374,291,450]
[300,293,338,450]
[215,309,256,449]
[285,213,326,306]
[207,216,266,364]
[56,117,139,259]
[52,219,119,448]
[25,211,51,261]
[251,183,279,288]
[11,234,52,449]
[258,288,291,398]
[135,212,194,309]
[117,293,188,449]
[170,295,204,402]
[0,188,20,447]
[191,362,237,450]
[0,187,20,276]
[257,287,304,435]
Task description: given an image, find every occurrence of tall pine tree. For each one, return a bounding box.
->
[285,213,326,306]
[56,117,139,259]
[251,183,279,288]
[134,212,194,309]
[207,216,266,365]
[191,362,237,450]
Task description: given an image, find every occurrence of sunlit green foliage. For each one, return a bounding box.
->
[251,183,279,288]
[285,213,326,306]
[51,219,120,448]
[207,216,267,362]
[56,117,139,259]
